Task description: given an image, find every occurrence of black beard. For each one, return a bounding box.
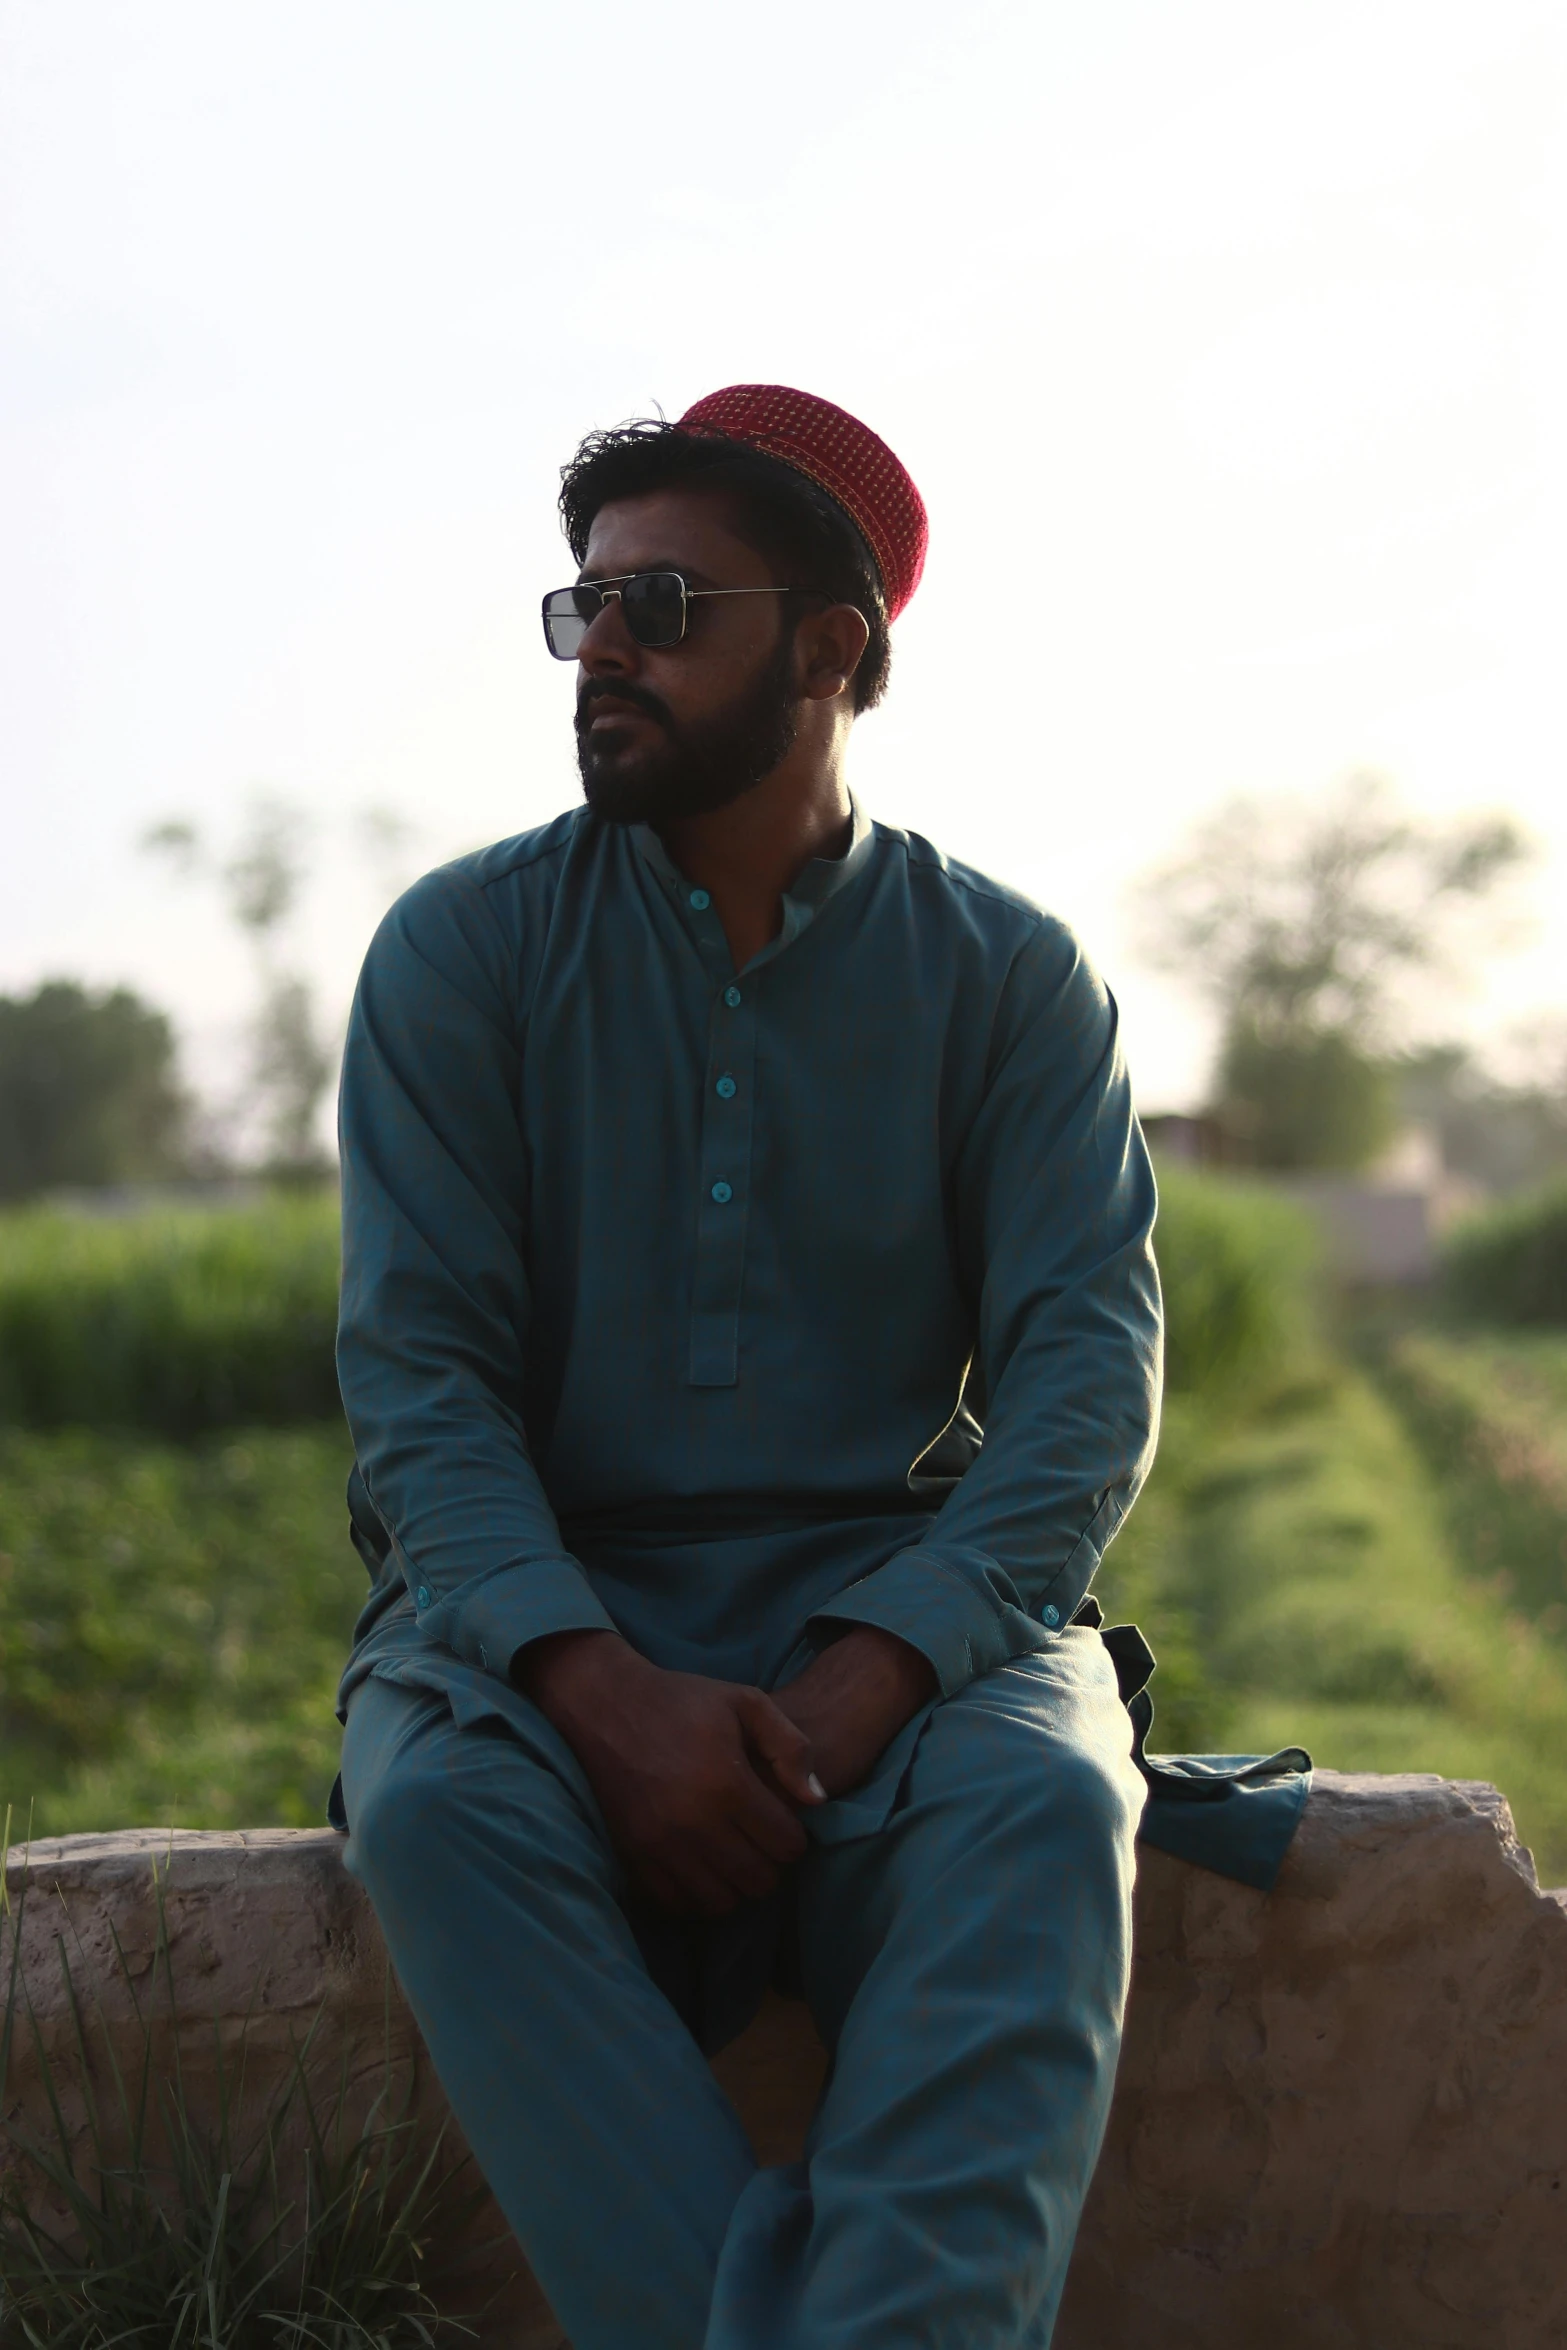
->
[575,631,800,826]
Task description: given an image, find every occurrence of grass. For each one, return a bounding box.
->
[2,1180,1567,1887]
[0,1200,340,1436]
[1099,1353,1567,1883]
[0,1855,478,2347]
[1376,1329,1567,1636]
[0,1428,360,1836]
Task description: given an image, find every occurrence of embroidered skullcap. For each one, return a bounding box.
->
[677,384,928,619]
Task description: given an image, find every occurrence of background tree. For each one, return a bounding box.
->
[144,798,333,1178]
[1131,775,1531,1170]
[0,982,187,1202]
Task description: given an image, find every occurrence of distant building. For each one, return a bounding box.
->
[1142,1113,1485,1286]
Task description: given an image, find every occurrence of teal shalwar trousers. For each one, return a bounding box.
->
[340,1627,1144,2350]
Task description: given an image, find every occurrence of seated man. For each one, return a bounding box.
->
[333,383,1161,2350]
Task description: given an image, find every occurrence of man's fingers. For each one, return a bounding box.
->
[707,1827,782,1903]
[672,1852,746,1919]
[736,1687,825,1807]
[728,1760,811,1863]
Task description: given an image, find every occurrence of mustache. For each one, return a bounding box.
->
[574,678,673,735]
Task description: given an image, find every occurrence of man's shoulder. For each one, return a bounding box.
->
[868,821,1067,943]
[380,809,589,940]
[362,810,591,996]
[436,806,590,898]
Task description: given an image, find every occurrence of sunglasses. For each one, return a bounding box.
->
[541,570,821,660]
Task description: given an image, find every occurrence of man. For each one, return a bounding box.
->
[333,384,1161,2349]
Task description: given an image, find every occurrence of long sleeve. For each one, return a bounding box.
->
[336,867,616,1683]
[810,919,1162,1697]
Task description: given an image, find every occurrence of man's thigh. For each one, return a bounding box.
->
[798,1626,1146,2056]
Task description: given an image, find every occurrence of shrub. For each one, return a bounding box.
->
[1442,1180,1567,1326]
[0,1857,479,2346]
[1153,1167,1319,1398]
[0,1201,340,1436]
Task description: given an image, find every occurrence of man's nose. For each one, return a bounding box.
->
[577,595,640,675]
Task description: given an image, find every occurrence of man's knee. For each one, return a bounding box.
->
[344,1681,604,1924]
[919,1657,1145,1893]
[342,1685,534,1904]
[344,1707,460,1897]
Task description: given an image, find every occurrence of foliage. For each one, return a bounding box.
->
[1130,776,1529,1169]
[0,1200,340,1435]
[144,802,334,1177]
[1398,1041,1567,1198]
[2,1178,1566,1891]
[1153,1167,1318,1398]
[1133,776,1527,1045]
[0,1426,359,1834]
[1218,1019,1395,1172]
[1099,1358,1567,1880]
[0,984,187,1205]
[1100,1172,1567,1878]
[251,978,333,1176]
[0,1863,476,2346]
[1440,1179,1567,1326]
[1377,1330,1567,1635]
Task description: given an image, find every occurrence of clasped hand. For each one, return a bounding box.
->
[517,1626,936,1918]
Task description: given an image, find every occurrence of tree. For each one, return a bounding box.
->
[1131,775,1531,1171]
[0,982,187,1202]
[144,799,334,1177]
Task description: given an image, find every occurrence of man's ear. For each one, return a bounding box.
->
[799,603,872,704]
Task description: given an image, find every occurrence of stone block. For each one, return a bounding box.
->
[3,1770,1563,2347]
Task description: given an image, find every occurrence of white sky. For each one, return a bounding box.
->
[2,0,1564,1116]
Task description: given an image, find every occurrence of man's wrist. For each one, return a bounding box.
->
[834,1623,937,1710]
[512,1627,631,1723]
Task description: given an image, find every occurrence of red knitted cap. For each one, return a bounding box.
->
[677,383,928,619]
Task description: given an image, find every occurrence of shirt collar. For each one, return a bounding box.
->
[631,791,874,919]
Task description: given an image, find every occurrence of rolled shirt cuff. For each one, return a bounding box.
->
[808,1546,1061,1700]
[414,1553,618,1681]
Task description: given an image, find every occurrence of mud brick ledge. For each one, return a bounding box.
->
[4,1771,1565,2349]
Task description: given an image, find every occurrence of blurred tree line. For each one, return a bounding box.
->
[1135,775,1562,1184]
[0,800,354,1204]
[5,774,1560,1202]
[0,983,187,1202]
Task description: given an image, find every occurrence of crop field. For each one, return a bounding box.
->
[2,1180,1567,1878]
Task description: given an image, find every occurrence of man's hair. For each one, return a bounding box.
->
[558,420,892,713]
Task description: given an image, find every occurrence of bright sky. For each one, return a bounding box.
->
[3,0,1564,1115]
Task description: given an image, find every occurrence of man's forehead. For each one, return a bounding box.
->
[579,487,766,577]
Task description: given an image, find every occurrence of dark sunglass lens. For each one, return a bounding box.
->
[620,572,686,648]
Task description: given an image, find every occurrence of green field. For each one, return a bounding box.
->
[3,1182,1567,1879]
[0,1425,359,1833]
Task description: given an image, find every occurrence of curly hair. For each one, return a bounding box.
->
[557,418,891,712]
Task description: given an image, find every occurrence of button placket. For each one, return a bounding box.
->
[688,977,758,1387]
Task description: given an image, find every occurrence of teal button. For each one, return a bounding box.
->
[711,1180,733,1204]
[716,1074,737,1099]
[689,888,711,910]
[416,1584,432,1609]
[1042,1603,1060,1627]
[724,985,742,1008]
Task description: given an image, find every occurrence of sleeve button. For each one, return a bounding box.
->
[1042,1603,1060,1628]
[416,1584,432,1609]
